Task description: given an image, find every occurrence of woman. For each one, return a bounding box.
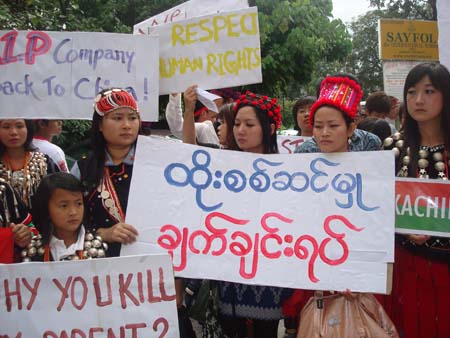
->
[294,74,398,338]
[292,96,316,137]
[218,91,289,338]
[382,62,450,338]
[71,88,140,258]
[0,119,58,209]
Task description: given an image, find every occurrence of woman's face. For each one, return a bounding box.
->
[217,119,228,146]
[49,188,84,240]
[233,106,264,153]
[296,104,313,136]
[406,75,443,125]
[99,107,140,148]
[313,106,355,153]
[0,119,28,150]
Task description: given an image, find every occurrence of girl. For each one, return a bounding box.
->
[382,62,450,338]
[218,91,289,338]
[71,88,140,258]
[21,172,108,261]
[0,119,59,210]
[292,96,316,137]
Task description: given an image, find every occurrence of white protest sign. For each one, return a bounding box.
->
[383,61,421,100]
[0,31,159,121]
[197,88,221,113]
[149,7,262,94]
[0,254,178,338]
[277,135,310,154]
[438,0,450,69]
[122,136,395,294]
[134,0,249,33]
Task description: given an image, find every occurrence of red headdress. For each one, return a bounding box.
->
[309,76,362,126]
[94,88,138,116]
[234,91,282,129]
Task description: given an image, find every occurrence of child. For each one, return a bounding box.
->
[21,172,108,262]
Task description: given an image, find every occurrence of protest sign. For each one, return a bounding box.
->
[277,135,309,154]
[149,7,262,94]
[437,0,450,70]
[396,178,450,238]
[134,0,249,33]
[0,254,178,338]
[122,136,395,294]
[0,30,159,121]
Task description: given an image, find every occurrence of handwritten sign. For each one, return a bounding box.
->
[122,136,395,293]
[146,7,262,94]
[277,135,309,154]
[0,254,178,338]
[0,31,159,121]
[134,0,249,33]
[396,178,450,237]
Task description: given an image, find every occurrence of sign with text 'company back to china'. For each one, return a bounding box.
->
[396,178,450,237]
[0,30,159,121]
[147,7,262,94]
[122,136,395,294]
[0,254,179,338]
[378,19,439,61]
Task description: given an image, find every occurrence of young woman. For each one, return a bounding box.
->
[294,75,398,338]
[292,96,316,137]
[71,88,140,258]
[217,91,289,338]
[382,62,450,338]
[0,119,59,210]
[21,172,108,262]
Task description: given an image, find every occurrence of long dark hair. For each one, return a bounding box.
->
[230,104,278,154]
[402,62,450,176]
[31,172,84,245]
[86,88,142,187]
[0,119,35,157]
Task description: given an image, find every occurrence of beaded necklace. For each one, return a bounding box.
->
[0,152,48,206]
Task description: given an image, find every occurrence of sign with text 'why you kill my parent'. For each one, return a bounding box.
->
[123,137,395,294]
[0,31,159,121]
[0,254,178,338]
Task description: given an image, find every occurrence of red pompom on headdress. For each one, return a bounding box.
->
[94,88,139,116]
[309,77,362,126]
[234,91,282,129]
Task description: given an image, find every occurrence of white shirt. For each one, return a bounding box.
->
[165,94,219,145]
[33,138,69,172]
[50,225,85,261]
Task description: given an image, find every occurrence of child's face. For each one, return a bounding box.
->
[49,188,84,239]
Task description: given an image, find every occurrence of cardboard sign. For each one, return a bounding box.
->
[134,0,249,33]
[277,135,309,154]
[396,178,450,237]
[0,31,159,121]
[122,136,395,294]
[149,7,262,94]
[0,254,178,337]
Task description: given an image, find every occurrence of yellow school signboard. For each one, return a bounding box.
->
[379,19,439,61]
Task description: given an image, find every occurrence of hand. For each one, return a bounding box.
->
[10,223,32,248]
[98,223,138,244]
[337,288,357,300]
[183,85,198,114]
[407,234,430,245]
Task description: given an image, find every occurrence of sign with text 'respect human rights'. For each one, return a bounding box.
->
[0,254,178,338]
[133,0,249,33]
[122,136,395,294]
[0,31,159,121]
[147,7,262,94]
[396,178,450,238]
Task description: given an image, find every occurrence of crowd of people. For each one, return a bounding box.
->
[1,62,449,338]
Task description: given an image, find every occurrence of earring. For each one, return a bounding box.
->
[348,137,352,145]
